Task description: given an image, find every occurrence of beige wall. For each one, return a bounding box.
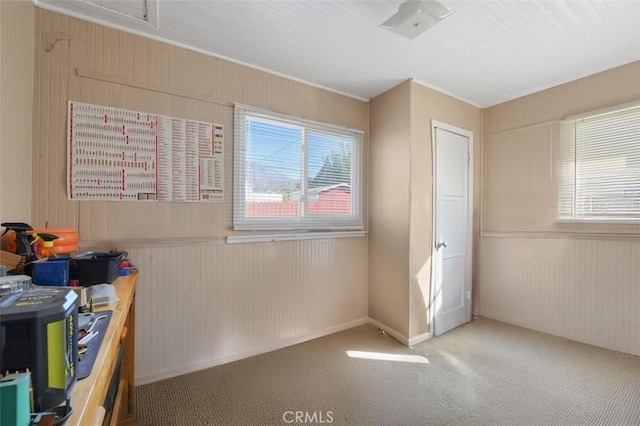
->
[481,237,640,356]
[368,81,481,341]
[480,61,640,356]
[368,81,411,338]
[31,8,369,383]
[0,0,35,233]
[483,61,640,235]
[408,82,482,337]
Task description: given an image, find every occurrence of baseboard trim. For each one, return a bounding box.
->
[135,316,370,386]
[367,318,432,346]
[478,313,639,358]
[407,331,432,346]
[367,318,410,345]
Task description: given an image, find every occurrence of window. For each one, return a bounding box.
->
[233,104,364,231]
[558,101,640,221]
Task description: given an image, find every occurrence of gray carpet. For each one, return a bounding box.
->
[136,318,640,425]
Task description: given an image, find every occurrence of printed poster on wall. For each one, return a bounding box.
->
[67,101,224,202]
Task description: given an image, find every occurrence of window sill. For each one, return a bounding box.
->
[226,231,366,244]
[558,218,640,225]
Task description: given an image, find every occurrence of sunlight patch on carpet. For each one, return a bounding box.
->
[346,350,430,364]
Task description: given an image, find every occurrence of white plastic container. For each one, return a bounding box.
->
[0,275,32,296]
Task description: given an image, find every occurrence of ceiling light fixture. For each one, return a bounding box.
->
[380,0,455,40]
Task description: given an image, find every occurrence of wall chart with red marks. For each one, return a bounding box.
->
[67,101,224,202]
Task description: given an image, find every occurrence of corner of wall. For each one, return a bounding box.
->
[478,61,640,356]
[368,81,412,337]
[474,106,485,316]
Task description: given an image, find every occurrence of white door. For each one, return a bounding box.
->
[432,121,472,336]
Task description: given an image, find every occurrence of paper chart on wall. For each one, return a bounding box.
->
[67,101,224,202]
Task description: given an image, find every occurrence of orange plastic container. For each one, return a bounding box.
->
[7,228,79,256]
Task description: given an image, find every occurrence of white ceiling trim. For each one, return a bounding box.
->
[31,0,370,103]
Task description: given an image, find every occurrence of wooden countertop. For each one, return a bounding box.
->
[67,273,137,426]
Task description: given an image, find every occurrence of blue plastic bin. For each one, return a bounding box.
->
[32,257,70,286]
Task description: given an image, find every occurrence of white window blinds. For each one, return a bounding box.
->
[233,104,364,231]
[558,101,640,220]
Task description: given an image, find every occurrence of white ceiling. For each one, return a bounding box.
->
[35,0,640,107]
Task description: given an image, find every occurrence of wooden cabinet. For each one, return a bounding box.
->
[67,273,137,426]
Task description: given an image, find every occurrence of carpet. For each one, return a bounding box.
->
[136,318,640,425]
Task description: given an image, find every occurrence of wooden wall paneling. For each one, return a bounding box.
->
[146,39,157,86]
[291,80,303,119]
[1,0,34,225]
[31,8,43,224]
[52,12,63,226]
[112,26,121,78]
[104,24,114,76]
[247,63,259,102]
[124,33,133,80]
[155,39,165,85]
[482,124,555,232]
[31,9,41,223]
[203,55,215,100]
[141,36,150,81]
[480,62,640,356]
[48,12,61,227]
[33,10,369,383]
[480,237,640,356]
[211,56,224,99]
[166,45,177,91]
[35,10,51,227]
[117,29,126,78]
[188,49,196,95]
[67,16,78,118]
[93,23,102,74]
[85,19,95,72]
[194,51,204,98]
[132,34,143,81]
[102,26,112,76]
[226,60,240,103]
[58,14,72,227]
[159,43,168,88]
[273,75,287,115]
[174,46,183,92]
[77,18,90,103]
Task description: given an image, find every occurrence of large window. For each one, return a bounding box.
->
[558,101,640,221]
[233,104,364,231]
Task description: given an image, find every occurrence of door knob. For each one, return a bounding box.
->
[436,240,447,249]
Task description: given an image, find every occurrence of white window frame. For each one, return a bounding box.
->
[558,100,640,224]
[233,104,364,231]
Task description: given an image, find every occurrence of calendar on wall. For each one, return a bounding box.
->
[67,101,224,202]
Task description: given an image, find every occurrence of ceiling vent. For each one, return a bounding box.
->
[380,0,455,40]
[81,0,157,26]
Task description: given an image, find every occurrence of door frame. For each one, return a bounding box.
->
[430,120,474,336]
